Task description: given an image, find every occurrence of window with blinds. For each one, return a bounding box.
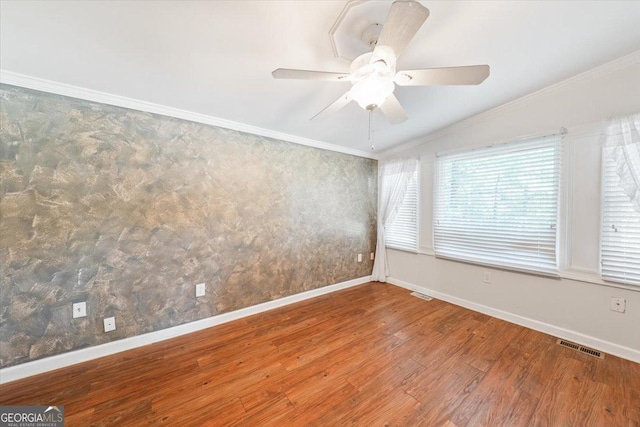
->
[434,135,562,275]
[385,169,419,252]
[601,150,640,286]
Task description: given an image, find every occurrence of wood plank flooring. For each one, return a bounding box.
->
[2,282,639,426]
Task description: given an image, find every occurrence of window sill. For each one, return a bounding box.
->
[385,245,419,254]
[388,248,640,293]
[559,269,640,292]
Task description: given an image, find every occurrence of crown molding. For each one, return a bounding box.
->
[378,49,640,159]
[329,0,370,62]
[0,70,377,160]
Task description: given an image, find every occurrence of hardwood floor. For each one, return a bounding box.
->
[2,282,639,426]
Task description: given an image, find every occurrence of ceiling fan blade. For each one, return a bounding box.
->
[395,65,490,86]
[375,1,429,59]
[272,68,350,81]
[310,92,352,121]
[379,94,408,124]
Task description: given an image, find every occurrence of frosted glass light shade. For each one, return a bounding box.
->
[349,78,395,109]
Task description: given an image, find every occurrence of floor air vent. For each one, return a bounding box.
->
[410,292,433,301]
[557,339,604,359]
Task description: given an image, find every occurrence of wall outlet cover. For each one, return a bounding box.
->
[72,301,87,318]
[103,317,116,332]
[357,253,363,263]
[610,297,626,313]
[370,252,375,260]
[195,283,206,297]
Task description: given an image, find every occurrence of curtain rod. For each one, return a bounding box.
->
[435,127,567,158]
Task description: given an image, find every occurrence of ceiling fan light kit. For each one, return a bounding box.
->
[348,45,396,109]
[349,77,394,110]
[272,0,490,126]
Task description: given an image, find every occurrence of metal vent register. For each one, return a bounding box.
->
[410,292,433,301]
[557,339,604,359]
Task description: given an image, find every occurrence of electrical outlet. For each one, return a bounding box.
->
[610,297,626,313]
[103,317,116,332]
[370,252,374,261]
[482,271,491,284]
[195,283,206,297]
[72,302,87,318]
[357,253,363,263]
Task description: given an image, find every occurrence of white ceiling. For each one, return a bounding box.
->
[1,1,640,155]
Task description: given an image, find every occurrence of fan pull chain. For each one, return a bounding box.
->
[368,108,375,151]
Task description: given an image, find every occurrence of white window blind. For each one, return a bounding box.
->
[385,169,419,252]
[601,149,640,286]
[434,135,562,275]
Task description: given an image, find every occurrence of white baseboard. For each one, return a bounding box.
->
[386,277,640,364]
[0,276,371,384]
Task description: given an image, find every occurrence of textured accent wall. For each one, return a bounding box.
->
[0,84,377,368]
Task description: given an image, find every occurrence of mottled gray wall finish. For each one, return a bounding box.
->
[0,84,377,368]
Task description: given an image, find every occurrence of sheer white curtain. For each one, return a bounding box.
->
[372,158,419,282]
[605,112,640,212]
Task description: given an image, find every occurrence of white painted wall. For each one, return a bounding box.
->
[380,51,640,361]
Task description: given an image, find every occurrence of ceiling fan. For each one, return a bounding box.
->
[272,0,490,124]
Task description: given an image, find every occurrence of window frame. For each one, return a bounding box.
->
[432,135,563,276]
[599,145,640,287]
[384,166,420,253]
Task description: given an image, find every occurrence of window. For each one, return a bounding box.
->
[434,135,562,275]
[384,168,419,252]
[601,150,640,285]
